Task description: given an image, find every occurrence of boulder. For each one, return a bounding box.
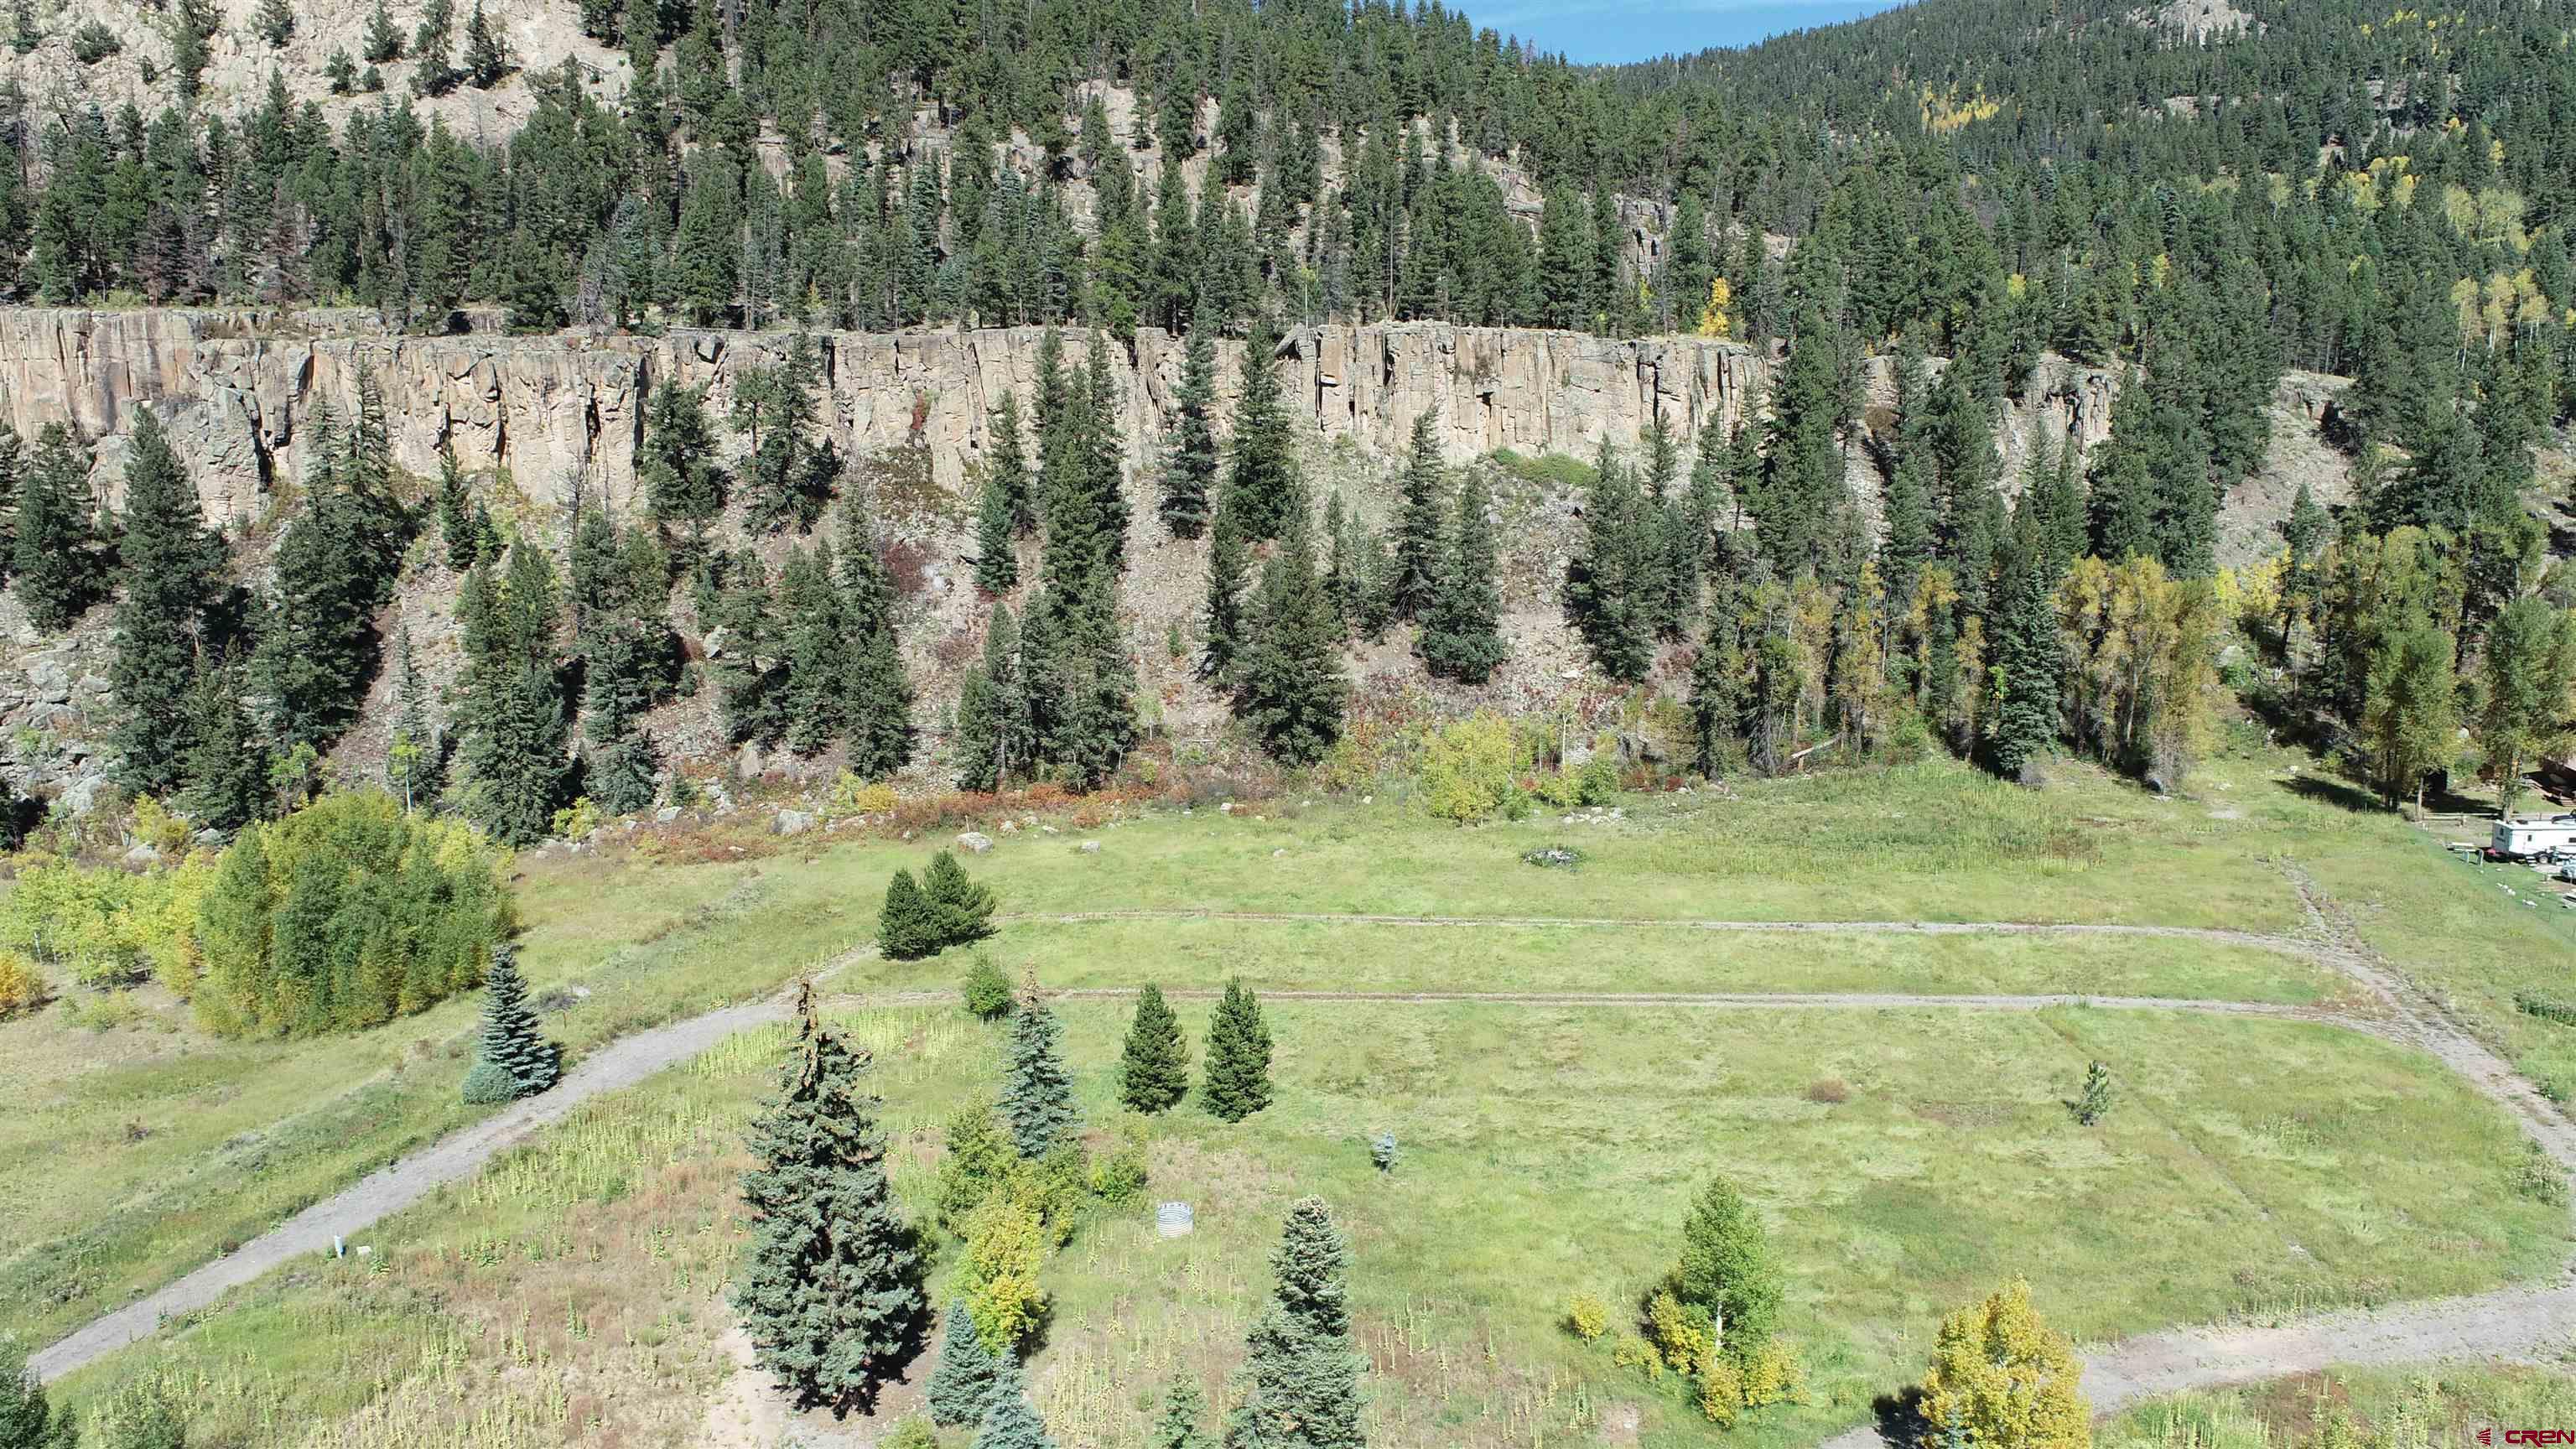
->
[956,831,994,854]
[772,809,816,836]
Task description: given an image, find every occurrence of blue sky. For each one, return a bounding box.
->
[1457,0,1903,64]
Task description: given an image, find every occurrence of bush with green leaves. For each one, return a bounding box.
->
[194,792,513,1036]
[961,953,1014,1019]
[0,1333,74,1448]
[0,855,211,994]
[1420,711,1526,823]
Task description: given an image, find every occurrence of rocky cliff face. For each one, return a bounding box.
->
[0,308,2118,532]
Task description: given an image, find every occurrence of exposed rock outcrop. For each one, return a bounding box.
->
[0,308,2118,530]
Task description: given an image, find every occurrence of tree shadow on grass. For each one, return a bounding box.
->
[2284,772,2384,816]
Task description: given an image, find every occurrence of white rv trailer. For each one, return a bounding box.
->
[2490,814,2576,861]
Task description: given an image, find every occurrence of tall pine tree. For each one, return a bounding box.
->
[1119,984,1190,1113]
[1202,978,1273,1123]
[1227,1197,1364,1449]
[999,973,1078,1158]
[730,984,928,1412]
[110,406,230,797]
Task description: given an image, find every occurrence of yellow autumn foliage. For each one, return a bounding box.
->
[1915,1278,2090,1449]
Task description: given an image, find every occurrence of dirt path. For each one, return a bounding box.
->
[1010,910,2337,962]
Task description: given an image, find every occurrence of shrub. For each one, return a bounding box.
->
[882,1417,937,1449]
[2074,1060,2114,1125]
[829,772,898,816]
[1088,1130,1149,1204]
[549,797,602,840]
[1370,1130,1398,1171]
[69,20,120,62]
[1566,1292,1610,1343]
[0,856,213,995]
[0,951,43,1017]
[2517,991,2576,1027]
[955,1194,1049,1350]
[1805,1078,1851,1104]
[960,953,1014,1019]
[194,792,514,1036]
[1647,1289,1716,1374]
[1420,711,1524,823]
[1609,1332,1665,1380]
[2513,1140,2567,1207]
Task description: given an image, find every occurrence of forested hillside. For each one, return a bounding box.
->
[0,0,2563,839]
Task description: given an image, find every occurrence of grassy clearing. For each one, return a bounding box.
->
[886,915,2349,1004]
[55,999,2560,1449]
[0,854,846,1347]
[2103,1365,2576,1449]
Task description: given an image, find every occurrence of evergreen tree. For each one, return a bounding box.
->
[1985,528,2059,779]
[462,0,507,86]
[921,849,997,947]
[258,406,402,751]
[1224,316,1298,540]
[834,491,914,779]
[999,973,1078,1158]
[1420,471,1505,683]
[1161,327,1218,538]
[1202,978,1273,1123]
[878,868,941,960]
[255,0,293,45]
[711,557,787,746]
[1690,581,1750,779]
[1233,507,1346,764]
[1,1331,75,1449]
[953,605,1031,792]
[1198,498,1251,683]
[361,0,402,60]
[973,1381,1057,1449]
[987,392,1036,539]
[176,653,267,831]
[641,382,726,543]
[1152,1379,1213,1449]
[13,423,99,631]
[461,943,558,1101]
[1389,410,1446,620]
[1563,440,1656,683]
[974,470,1021,594]
[455,543,571,846]
[730,986,929,1413]
[1226,1197,1364,1449]
[1119,984,1191,1113]
[926,1301,1008,1427]
[110,406,229,798]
